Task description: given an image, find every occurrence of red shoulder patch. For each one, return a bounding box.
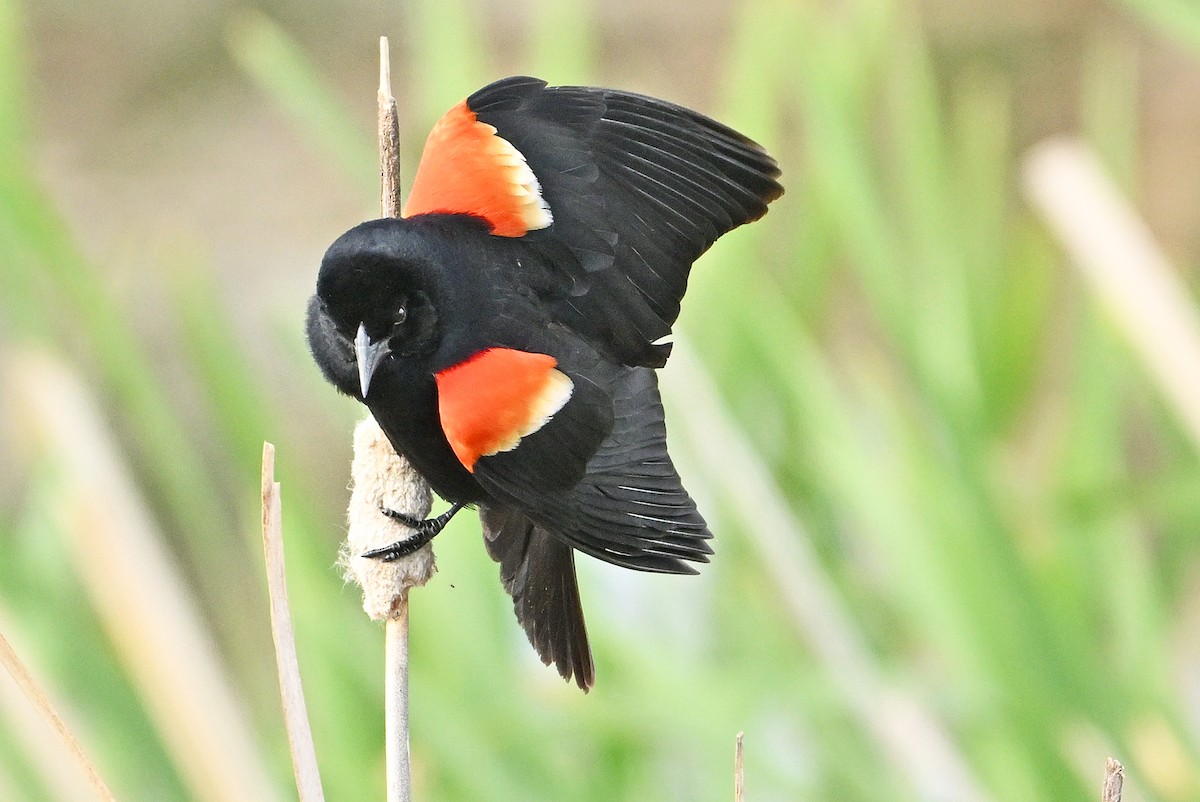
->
[403,101,552,237]
[435,348,573,471]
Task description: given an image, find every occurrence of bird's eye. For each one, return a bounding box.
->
[394,304,408,327]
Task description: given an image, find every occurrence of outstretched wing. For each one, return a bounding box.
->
[470,362,712,573]
[432,345,711,569]
[405,76,783,367]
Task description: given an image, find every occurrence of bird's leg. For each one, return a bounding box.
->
[362,502,466,561]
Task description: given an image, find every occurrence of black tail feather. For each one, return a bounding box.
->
[481,504,595,690]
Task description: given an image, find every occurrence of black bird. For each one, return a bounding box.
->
[306,76,782,688]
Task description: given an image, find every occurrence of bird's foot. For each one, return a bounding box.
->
[362,502,465,561]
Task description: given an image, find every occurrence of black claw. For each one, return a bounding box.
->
[362,502,466,562]
[376,509,426,530]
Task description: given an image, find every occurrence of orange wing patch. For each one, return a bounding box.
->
[403,101,552,237]
[435,348,573,471]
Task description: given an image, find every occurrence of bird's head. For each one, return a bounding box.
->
[306,218,443,400]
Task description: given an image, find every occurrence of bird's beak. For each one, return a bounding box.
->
[355,323,392,399]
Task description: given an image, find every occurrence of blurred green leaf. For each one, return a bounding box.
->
[227,9,376,192]
[1115,0,1200,54]
[4,0,1200,800]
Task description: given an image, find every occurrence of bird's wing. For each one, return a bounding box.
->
[404,76,783,367]
[460,358,711,573]
[431,343,710,570]
[557,366,712,572]
[432,346,612,489]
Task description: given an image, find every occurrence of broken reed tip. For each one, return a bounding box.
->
[379,37,392,101]
[1102,758,1123,802]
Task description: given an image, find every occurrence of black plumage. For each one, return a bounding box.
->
[307,76,782,688]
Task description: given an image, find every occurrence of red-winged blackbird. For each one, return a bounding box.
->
[307,76,782,689]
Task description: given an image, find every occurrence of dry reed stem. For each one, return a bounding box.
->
[261,443,325,801]
[1102,758,1124,802]
[337,35,435,802]
[7,350,280,802]
[386,599,412,801]
[0,628,116,801]
[1024,138,1200,451]
[734,732,745,802]
[379,36,403,221]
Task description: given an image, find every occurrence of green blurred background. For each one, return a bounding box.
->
[3,0,1200,799]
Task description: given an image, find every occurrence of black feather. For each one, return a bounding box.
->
[307,76,781,688]
[481,504,594,689]
[468,77,783,368]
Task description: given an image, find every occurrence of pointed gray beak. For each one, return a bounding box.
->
[355,323,392,398]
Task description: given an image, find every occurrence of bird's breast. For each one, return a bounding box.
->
[366,367,487,504]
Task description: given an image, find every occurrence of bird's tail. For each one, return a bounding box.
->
[481,503,594,690]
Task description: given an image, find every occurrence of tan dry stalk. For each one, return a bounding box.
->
[261,443,325,801]
[338,36,436,802]
[1024,138,1200,452]
[734,732,745,802]
[1102,758,1124,802]
[7,350,280,802]
[0,628,116,801]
